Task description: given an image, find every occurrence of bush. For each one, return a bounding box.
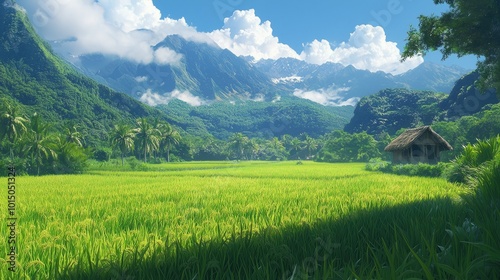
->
[126,157,148,171]
[365,158,390,171]
[0,157,27,176]
[446,135,500,183]
[366,160,448,178]
[148,157,164,164]
[93,148,111,162]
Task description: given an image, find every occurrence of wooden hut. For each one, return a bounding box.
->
[384,126,452,164]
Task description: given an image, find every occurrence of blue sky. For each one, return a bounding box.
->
[17,0,477,72]
[155,0,477,69]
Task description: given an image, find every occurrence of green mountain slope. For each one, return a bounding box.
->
[344,88,447,135]
[439,71,498,120]
[158,97,354,139]
[0,3,161,145]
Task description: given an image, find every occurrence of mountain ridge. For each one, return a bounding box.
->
[0,3,162,145]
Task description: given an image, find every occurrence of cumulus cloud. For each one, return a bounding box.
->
[17,1,422,75]
[154,47,183,65]
[293,88,359,107]
[208,9,300,61]
[300,25,423,75]
[16,0,209,64]
[140,89,205,107]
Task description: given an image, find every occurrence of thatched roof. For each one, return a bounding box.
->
[384,126,453,152]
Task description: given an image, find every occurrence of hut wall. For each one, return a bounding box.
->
[409,131,441,164]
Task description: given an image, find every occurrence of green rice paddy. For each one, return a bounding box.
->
[1,161,496,279]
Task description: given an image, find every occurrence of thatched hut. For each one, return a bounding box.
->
[384,126,452,164]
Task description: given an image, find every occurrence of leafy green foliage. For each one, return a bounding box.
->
[432,103,500,161]
[0,4,162,149]
[345,88,447,135]
[158,97,354,139]
[317,130,381,162]
[445,135,500,183]
[402,0,500,94]
[0,102,89,175]
[367,159,449,178]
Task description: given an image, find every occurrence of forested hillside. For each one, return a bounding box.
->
[344,88,447,135]
[0,3,162,146]
[158,97,354,139]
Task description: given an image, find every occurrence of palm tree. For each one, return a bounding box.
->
[228,133,249,160]
[110,123,136,165]
[246,138,260,160]
[63,123,84,147]
[303,135,318,159]
[23,113,57,176]
[0,101,28,145]
[134,118,160,162]
[290,138,303,159]
[160,123,181,163]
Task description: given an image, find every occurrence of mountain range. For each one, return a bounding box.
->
[254,58,469,102]
[0,3,353,142]
[0,3,162,146]
[70,35,469,106]
[1,1,492,146]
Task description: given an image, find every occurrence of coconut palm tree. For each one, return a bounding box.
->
[63,123,84,147]
[110,123,136,165]
[23,113,57,176]
[135,118,160,162]
[303,134,318,159]
[228,133,249,160]
[290,137,303,159]
[160,123,181,163]
[0,101,27,145]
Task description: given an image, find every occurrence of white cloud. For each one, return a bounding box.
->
[208,9,300,61]
[272,95,282,103]
[272,76,303,84]
[16,0,207,64]
[140,89,205,106]
[300,25,423,75]
[252,94,265,102]
[17,1,422,75]
[293,88,359,107]
[171,90,205,106]
[154,47,183,65]
[135,76,148,83]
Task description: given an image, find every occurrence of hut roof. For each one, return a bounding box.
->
[384,126,453,152]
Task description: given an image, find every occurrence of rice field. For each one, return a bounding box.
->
[0,161,496,279]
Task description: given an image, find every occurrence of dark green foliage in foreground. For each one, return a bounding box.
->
[402,0,500,94]
[446,135,500,184]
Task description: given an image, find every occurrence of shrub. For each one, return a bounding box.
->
[365,158,390,171]
[366,161,448,178]
[127,157,148,171]
[446,135,500,183]
[93,148,111,162]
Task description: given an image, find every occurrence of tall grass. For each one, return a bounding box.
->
[0,161,497,279]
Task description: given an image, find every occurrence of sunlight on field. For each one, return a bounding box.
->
[1,161,468,279]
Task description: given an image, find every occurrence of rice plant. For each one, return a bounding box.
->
[0,161,497,279]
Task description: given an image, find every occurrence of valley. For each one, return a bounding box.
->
[1,1,499,279]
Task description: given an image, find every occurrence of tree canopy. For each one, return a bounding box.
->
[402,0,500,93]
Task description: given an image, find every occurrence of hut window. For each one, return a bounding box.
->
[411,144,422,157]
